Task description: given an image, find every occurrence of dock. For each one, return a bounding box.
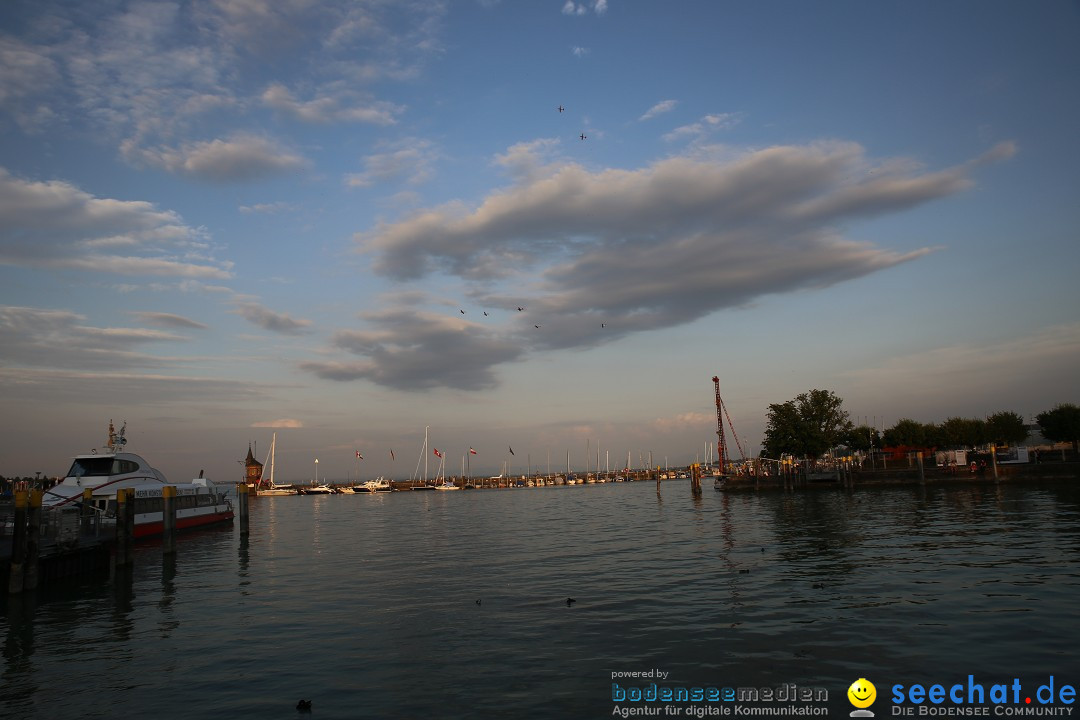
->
[1,491,116,592]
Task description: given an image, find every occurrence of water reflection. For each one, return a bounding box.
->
[2,480,1078,719]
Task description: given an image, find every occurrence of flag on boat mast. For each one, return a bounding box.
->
[434,448,443,458]
[390,448,395,461]
[469,447,477,455]
[509,446,515,456]
[356,451,363,459]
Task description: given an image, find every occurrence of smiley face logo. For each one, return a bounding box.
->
[848,678,876,709]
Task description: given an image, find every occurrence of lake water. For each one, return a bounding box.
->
[2,479,1078,719]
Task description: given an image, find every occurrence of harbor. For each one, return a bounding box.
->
[3,477,1078,719]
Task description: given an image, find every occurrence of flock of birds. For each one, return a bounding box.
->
[446,105,603,332]
[456,305,607,331]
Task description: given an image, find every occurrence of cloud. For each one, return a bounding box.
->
[653,412,713,432]
[131,312,209,330]
[1,2,445,165]
[0,306,186,371]
[640,100,678,121]
[238,201,297,214]
[251,419,305,428]
[0,366,268,405]
[571,46,590,57]
[349,140,1013,388]
[493,138,563,182]
[301,309,524,391]
[562,1,606,15]
[843,322,1080,421]
[0,168,233,279]
[345,139,438,188]
[262,83,401,125]
[127,134,308,182]
[663,113,742,142]
[232,301,311,335]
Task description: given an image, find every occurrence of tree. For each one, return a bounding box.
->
[940,417,987,448]
[761,389,853,459]
[1036,404,1080,451]
[843,425,880,453]
[985,411,1028,447]
[882,418,927,448]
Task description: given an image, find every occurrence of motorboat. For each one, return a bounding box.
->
[358,477,392,493]
[302,484,334,495]
[43,421,234,538]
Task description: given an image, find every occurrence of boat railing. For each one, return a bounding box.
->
[1,499,112,541]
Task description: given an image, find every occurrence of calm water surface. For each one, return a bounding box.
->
[2,480,1078,719]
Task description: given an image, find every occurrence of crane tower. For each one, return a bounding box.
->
[712,376,728,474]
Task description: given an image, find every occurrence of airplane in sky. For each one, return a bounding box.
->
[558,105,564,113]
[580,133,587,140]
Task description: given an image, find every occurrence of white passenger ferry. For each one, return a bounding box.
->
[43,421,234,539]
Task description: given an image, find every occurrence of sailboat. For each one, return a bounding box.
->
[410,426,436,490]
[432,447,459,490]
[256,433,298,496]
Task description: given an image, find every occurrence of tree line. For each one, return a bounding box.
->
[761,391,1080,460]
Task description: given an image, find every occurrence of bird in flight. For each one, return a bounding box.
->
[460,309,465,314]
[517,307,524,312]
[535,325,541,329]
[580,133,587,141]
[558,105,565,113]
[483,311,488,316]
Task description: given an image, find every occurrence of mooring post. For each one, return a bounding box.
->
[655,467,661,497]
[238,483,250,536]
[114,489,128,567]
[7,490,28,594]
[24,489,42,591]
[690,465,702,496]
[81,488,93,531]
[162,486,176,555]
[124,488,136,562]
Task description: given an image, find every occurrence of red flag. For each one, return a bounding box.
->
[434,448,443,458]
[469,447,477,455]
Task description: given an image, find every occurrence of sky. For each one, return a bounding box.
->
[2,0,1079,484]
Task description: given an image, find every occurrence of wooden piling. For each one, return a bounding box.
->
[24,490,42,591]
[162,486,177,555]
[7,490,28,594]
[114,488,135,566]
[690,464,702,496]
[237,483,250,535]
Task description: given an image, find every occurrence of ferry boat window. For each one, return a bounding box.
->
[137,497,163,514]
[111,459,140,474]
[67,458,115,477]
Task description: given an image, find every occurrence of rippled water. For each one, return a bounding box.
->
[2,480,1078,719]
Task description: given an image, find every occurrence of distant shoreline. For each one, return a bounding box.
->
[721,461,1079,490]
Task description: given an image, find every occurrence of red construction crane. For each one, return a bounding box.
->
[712,376,747,474]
